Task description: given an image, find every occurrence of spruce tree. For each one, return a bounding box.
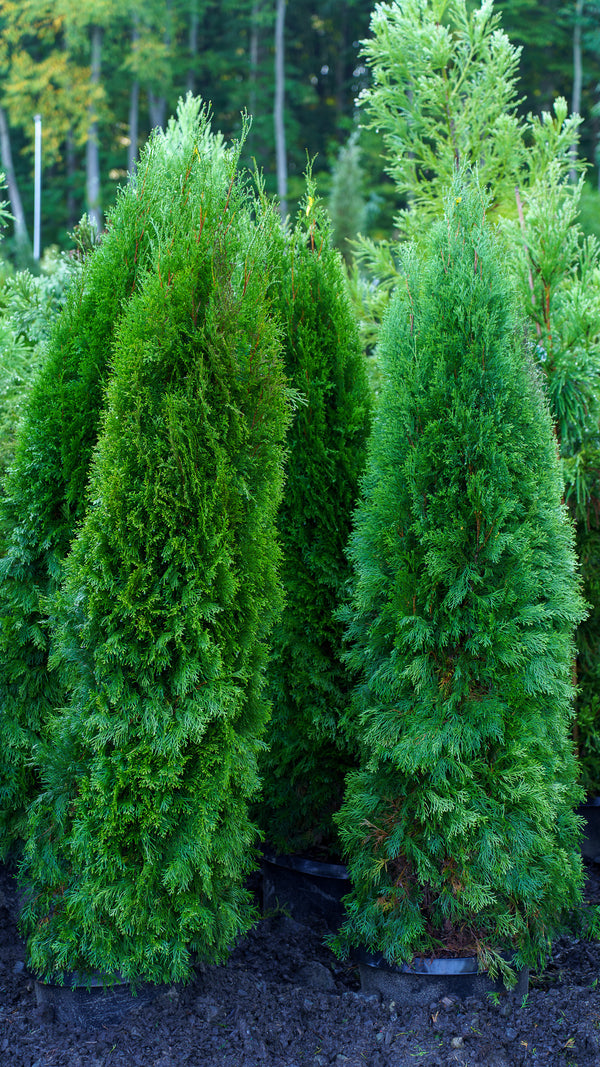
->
[0,96,229,855]
[19,139,290,985]
[256,192,371,856]
[332,181,587,980]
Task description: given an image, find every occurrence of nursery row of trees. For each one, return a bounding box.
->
[0,94,375,983]
[0,0,599,255]
[0,0,598,991]
[0,91,587,990]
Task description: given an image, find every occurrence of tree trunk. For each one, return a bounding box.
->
[148,91,167,131]
[250,2,262,118]
[0,106,30,250]
[66,129,78,231]
[128,18,140,173]
[334,1,348,129]
[129,82,140,172]
[274,0,287,219]
[86,24,103,234]
[149,0,172,131]
[570,0,584,182]
[187,0,199,94]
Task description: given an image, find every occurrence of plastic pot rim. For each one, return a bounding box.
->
[354,946,521,977]
[35,971,130,991]
[261,849,349,881]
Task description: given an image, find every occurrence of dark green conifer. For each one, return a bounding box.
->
[20,132,290,984]
[575,522,600,792]
[332,180,587,979]
[0,97,228,855]
[256,191,371,856]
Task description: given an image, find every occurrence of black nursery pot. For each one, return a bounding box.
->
[355,948,529,1007]
[577,797,600,862]
[262,850,351,930]
[34,973,170,1028]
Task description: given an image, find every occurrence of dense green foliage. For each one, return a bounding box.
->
[500,164,600,792]
[257,192,371,856]
[19,107,290,985]
[0,96,232,856]
[332,182,587,981]
[0,248,80,487]
[359,0,528,235]
[576,516,600,792]
[355,0,586,239]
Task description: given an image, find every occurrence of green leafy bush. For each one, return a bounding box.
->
[332,181,586,981]
[256,191,371,857]
[20,113,290,985]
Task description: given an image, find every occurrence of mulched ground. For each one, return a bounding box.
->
[1,860,600,1067]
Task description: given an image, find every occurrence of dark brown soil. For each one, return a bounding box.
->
[1,860,600,1067]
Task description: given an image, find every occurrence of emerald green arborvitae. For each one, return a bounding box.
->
[352,0,600,797]
[332,181,587,981]
[256,194,371,856]
[19,126,290,985]
[0,96,228,857]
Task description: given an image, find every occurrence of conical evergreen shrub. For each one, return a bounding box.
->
[19,131,290,985]
[0,96,228,855]
[256,192,371,856]
[332,180,587,980]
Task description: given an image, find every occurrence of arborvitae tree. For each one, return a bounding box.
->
[576,517,600,791]
[0,247,81,491]
[0,96,228,856]
[357,0,527,237]
[256,192,371,857]
[500,160,600,794]
[332,181,587,981]
[19,141,290,985]
[352,0,600,799]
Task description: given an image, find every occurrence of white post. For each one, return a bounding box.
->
[33,113,41,261]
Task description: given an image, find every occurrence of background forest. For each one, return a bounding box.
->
[0,0,600,259]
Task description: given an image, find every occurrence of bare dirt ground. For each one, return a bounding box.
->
[1,859,600,1067]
